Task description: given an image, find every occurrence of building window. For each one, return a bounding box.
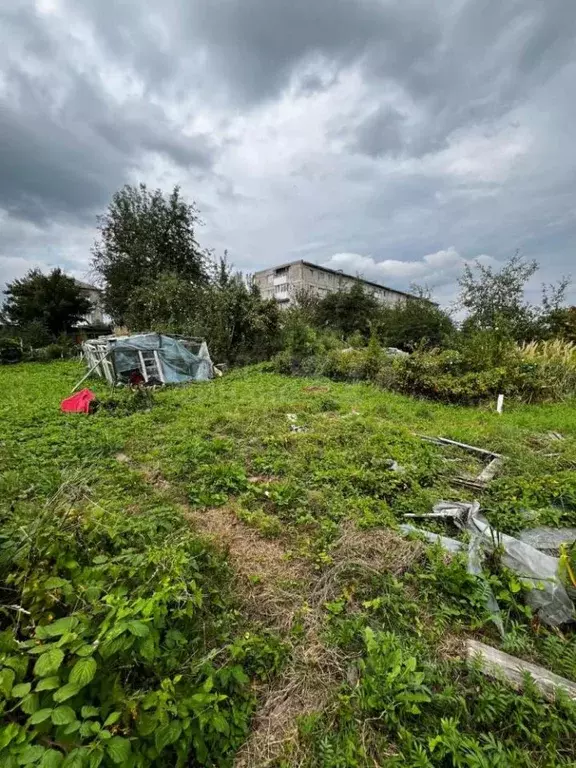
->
[275,267,288,276]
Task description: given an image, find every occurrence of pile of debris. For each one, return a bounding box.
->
[403,434,576,633]
[61,334,218,414]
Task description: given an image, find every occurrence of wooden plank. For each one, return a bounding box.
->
[477,457,503,484]
[467,639,576,701]
[418,435,502,458]
[452,477,487,491]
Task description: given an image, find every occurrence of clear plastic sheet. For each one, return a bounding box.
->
[110,334,213,383]
[519,527,576,555]
[402,500,576,630]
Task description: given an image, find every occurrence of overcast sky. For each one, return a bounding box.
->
[1,0,575,306]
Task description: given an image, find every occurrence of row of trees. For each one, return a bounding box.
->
[2,182,574,365]
[283,253,573,353]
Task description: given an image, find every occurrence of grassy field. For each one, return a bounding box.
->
[1,360,576,766]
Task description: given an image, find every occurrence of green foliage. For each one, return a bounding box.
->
[458,253,571,343]
[3,361,576,766]
[378,299,455,351]
[354,628,431,722]
[92,184,210,323]
[3,269,92,337]
[546,306,576,342]
[198,263,282,365]
[314,282,380,338]
[124,272,201,336]
[0,338,22,365]
[275,333,576,404]
[124,259,282,366]
[0,488,267,766]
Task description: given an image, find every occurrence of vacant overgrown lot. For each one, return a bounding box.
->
[1,361,576,767]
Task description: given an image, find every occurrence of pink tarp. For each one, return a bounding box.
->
[60,388,96,414]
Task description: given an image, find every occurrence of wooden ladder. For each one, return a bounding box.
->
[137,350,165,383]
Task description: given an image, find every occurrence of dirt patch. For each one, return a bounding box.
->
[302,385,330,393]
[248,475,280,485]
[235,623,344,768]
[332,526,425,576]
[185,505,311,629]
[309,526,426,607]
[116,451,310,628]
[437,632,467,661]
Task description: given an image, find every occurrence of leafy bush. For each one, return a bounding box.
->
[0,489,269,766]
[377,298,455,351]
[273,331,576,404]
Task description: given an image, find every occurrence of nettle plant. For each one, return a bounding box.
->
[0,496,266,767]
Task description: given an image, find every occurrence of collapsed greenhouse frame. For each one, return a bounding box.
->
[81,333,215,386]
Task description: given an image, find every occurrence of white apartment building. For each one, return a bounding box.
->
[253,260,423,307]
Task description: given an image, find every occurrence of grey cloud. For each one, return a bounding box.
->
[349,107,406,157]
[75,0,442,105]
[0,3,216,226]
[346,0,576,160]
[1,0,575,304]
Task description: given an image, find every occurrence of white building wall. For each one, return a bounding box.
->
[253,261,407,308]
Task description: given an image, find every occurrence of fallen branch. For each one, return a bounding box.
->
[467,639,576,701]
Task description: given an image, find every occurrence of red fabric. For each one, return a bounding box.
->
[60,388,96,414]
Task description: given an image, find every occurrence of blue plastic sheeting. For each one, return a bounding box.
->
[110,334,213,383]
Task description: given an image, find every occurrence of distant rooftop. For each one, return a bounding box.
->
[74,279,102,292]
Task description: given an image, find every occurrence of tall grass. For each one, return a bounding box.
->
[520,339,576,364]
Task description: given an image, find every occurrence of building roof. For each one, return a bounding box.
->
[255,259,434,303]
[74,279,103,293]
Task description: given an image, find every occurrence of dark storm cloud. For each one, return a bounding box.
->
[1,0,575,301]
[0,3,215,225]
[334,0,576,161]
[76,0,441,104]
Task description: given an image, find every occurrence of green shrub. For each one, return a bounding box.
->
[0,338,22,365]
[273,322,576,404]
[377,298,455,351]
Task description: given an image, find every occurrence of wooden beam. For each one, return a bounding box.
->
[477,457,504,483]
[467,639,576,701]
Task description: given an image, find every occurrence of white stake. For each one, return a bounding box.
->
[496,394,504,414]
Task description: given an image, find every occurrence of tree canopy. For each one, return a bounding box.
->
[457,253,570,340]
[92,184,210,323]
[2,268,92,337]
[378,298,455,350]
[314,282,380,337]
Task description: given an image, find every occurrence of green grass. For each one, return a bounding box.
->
[1,361,576,766]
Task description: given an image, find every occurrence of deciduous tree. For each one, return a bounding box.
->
[92,184,210,322]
